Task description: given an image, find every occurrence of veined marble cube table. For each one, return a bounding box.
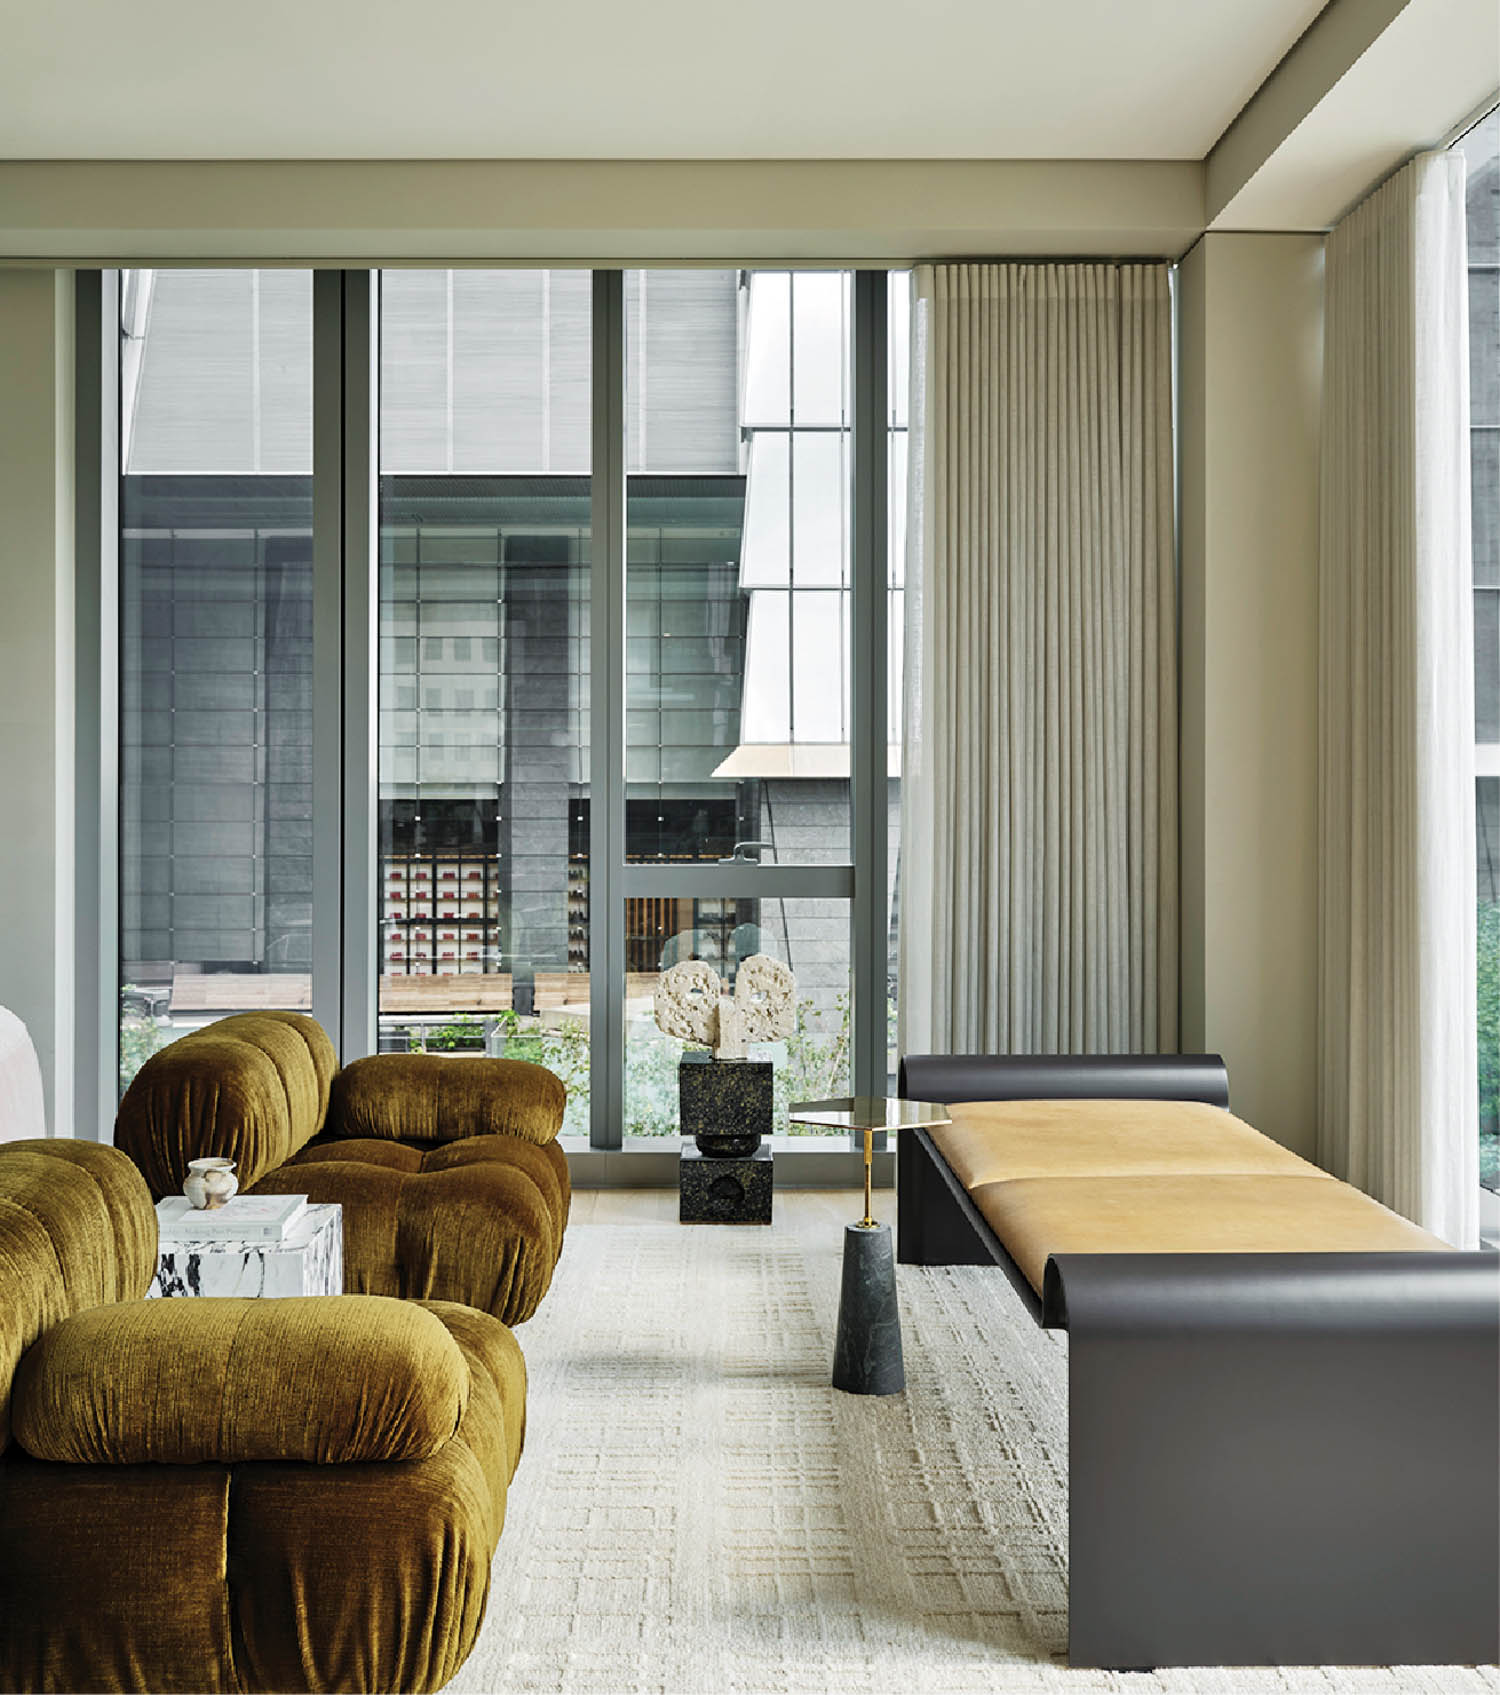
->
[148,1202,343,1299]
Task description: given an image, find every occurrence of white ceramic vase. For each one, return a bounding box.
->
[183,1156,238,1210]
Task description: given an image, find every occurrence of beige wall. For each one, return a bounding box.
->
[0,271,75,1135]
[1179,232,1325,1157]
[0,159,1204,265]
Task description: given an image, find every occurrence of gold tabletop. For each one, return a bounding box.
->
[786,1096,953,1133]
[788,1096,952,1228]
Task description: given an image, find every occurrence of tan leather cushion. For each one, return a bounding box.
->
[930,1098,1315,1190]
[971,1173,1450,1296]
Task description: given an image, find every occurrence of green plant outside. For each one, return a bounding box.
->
[417,1014,488,1052]
[494,1012,592,1137]
[119,987,173,1096]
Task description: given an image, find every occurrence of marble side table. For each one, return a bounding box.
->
[786,1096,952,1397]
[148,1203,343,1299]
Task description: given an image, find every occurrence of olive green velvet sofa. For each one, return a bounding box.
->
[0,1136,524,1694]
[116,1012,570,1325]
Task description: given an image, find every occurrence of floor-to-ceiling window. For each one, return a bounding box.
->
[886,271,909,1086]
[376,270,593,1130]
[1461,112,1499,1196]
[118,270,315,1093]
[621,270,857,1136]
[112,265,906,1148]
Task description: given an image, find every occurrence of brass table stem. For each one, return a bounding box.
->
[860,1126,876,1227]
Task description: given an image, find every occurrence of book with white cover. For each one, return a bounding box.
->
[156,1193,309,1244]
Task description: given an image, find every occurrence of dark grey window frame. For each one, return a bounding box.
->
[80,265,900,1162]
[74,273,120,1143]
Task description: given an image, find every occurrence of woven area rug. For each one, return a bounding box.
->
[447,1213,1499,1695]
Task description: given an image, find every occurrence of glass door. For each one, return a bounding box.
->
[618,270,858,1141]
[376,270,592,1132]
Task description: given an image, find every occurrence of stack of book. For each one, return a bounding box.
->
[156,1193,309,1244]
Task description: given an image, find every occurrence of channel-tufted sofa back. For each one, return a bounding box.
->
[115,1010,337,1199]
[0,1139,157,1454]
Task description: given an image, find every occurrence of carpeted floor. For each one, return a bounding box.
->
[447,1195,1499,1695]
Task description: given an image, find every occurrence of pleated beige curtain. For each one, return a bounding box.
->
[1318,151,1478,1246]
[900,263,1177,1057]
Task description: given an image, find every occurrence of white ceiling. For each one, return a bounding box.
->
[1213,0,1500,226]
[0,0,1329,162]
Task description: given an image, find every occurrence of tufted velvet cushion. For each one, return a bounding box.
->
[253,1134,570,1326]
[115,1011,336,1200]
[0,1297,525,1694]
[14,1295,470,1467]
[0,1141,156,1455]
[329,1053,566,1147]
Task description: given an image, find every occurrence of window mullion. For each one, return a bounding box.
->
[590,272,627,1150]
[851,272,889,1104]
[311,273,346,1054]
[341,273,378,1061]
[75,271,120,1140]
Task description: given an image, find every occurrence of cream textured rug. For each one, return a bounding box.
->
[447,1210,1499,1695]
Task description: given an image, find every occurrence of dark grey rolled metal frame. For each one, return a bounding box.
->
[897,1052,1500,1671]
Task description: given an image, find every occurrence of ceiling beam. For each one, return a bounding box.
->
[0,158,1205,265]
[1206,0,1410,225]
[1207,0,1498,230]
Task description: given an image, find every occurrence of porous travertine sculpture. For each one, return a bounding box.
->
[653,954,796,1060]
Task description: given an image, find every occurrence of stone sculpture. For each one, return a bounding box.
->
[653,954,796,1059]
[659,954,797,1215]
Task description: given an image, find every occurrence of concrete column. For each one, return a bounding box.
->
[0,271,75,1135]
[501,564,572,983]
[1178,233,1324,1157]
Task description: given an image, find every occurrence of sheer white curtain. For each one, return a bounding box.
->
[900,263,1177,1058]
[1318,151,1478,1246]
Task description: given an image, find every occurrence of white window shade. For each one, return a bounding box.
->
[741,592,790,743]
[741,432,790,586]
[792,431,847,586]
[791,272,848,426]
[743,272,790,427]
[791,591,845,743]
[126,269,313,476]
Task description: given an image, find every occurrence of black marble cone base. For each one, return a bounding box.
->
[832,1221,905,1395]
